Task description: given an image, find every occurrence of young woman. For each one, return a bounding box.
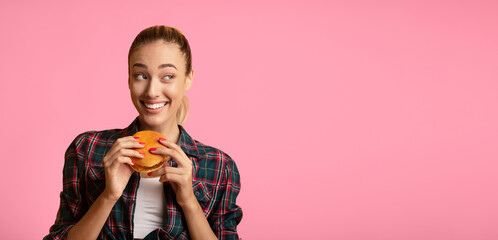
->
[45,26,243,240]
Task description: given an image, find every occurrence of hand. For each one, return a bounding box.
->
[148,138,195,207]
[102,136,145,201]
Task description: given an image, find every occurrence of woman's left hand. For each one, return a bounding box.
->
[148,138,196,208]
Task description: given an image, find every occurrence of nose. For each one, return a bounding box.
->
[145,77,161,98]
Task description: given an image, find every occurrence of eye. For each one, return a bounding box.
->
[134,73,147,80]
[163,74,174,80]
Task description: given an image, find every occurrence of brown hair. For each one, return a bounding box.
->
[128,25,192,125]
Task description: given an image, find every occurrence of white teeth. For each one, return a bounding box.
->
[143,102,167,109]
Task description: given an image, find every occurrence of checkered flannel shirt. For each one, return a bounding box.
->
[45,117,242,239]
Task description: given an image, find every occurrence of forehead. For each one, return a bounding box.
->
[130,41,185,69]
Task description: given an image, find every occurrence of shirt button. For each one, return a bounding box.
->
[195,191,200,196]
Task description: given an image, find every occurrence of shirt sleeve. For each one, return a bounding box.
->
[44,133,88,240]
[209,153,243,240]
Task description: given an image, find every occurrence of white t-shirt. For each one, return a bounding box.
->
[133,175,166,238]
[133,137,182,239]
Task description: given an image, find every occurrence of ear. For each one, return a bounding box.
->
[184,69,194,91]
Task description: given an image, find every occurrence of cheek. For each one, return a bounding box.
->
[129,90,139,100]
[129,82,145,96]
[165,83,185,98]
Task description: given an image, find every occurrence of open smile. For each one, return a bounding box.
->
[141,101,169,112]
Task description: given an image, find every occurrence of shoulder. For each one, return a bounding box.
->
[177,125,241,183]
[195,140,233,161]
[179,125,235,165]
[189,139,241,184]
[65,127,131,166]
[70,127,127,150]
[69,117,139,151]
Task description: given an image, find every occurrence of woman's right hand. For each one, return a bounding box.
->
[102,136,145,201]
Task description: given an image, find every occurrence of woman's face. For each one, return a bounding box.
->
[129,40,192,129]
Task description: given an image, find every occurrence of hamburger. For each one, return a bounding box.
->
[130,130,169,173]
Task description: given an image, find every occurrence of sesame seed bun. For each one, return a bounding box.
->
[130,130,168,173]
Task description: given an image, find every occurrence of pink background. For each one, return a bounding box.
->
[1,0,497,239]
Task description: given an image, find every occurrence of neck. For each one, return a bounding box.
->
[137,119,181,144]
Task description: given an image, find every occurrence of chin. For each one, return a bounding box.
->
[139,114,174,128]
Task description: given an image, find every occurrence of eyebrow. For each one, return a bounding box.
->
[132,63,177,70]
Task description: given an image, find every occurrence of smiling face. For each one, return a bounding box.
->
[129,40,193,131]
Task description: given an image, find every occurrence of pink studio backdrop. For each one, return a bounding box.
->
[0,0,497,239]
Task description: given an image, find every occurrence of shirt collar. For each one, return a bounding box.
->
[123,117,201,159]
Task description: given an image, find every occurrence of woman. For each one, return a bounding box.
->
[45,26,243,240]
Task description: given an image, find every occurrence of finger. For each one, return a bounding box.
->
[125,135,141,141]
[107,137,145,157]
[116,138,147,149]
[147,166,166,177]
[156,140,191,167]
[150,147,185,166]
[116,148,145,159]
[118,156,135,166]
[158,138,180,149]
[158,139,186,157]
[105,148,144,166]
[159,172,186,183]
[148,165,184,178]
[111,156,134,169]
[165,166,185,174]
[158,167,191,184]
[106,139,145,160]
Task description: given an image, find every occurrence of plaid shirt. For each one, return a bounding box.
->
[45,118,242,239]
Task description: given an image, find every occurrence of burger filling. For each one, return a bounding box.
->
[133,160,166,172]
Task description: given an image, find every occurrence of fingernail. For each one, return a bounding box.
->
[131,161,135,165]
[159,137,166,141]
[134,137,140,140]
[139,142,146,145]
[139,153,145,157]
[147,172,152,176]
[150,147,157,151]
